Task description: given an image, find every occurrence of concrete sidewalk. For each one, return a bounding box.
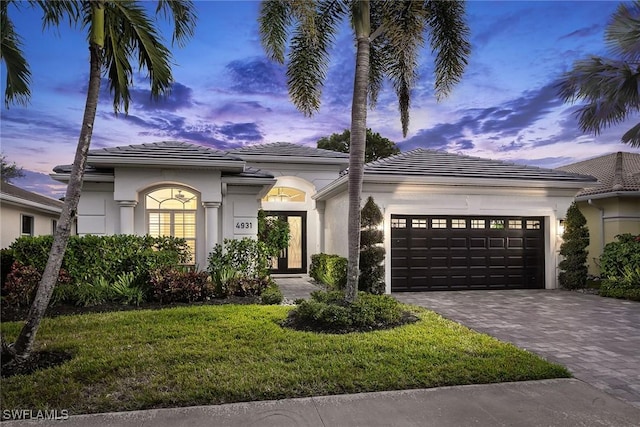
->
[4,379,640,426]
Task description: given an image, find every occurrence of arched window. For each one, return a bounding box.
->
[146,187,197,263]
[262,186,305,203]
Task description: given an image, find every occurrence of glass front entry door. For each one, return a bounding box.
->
[268,211,307,274]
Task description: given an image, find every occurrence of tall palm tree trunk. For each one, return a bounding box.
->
[345,1,371,303]
[9,41,102,363]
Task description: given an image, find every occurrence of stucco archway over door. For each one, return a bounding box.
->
[391,214,545,291]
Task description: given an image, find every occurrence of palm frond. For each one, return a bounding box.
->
[1,0,31,107]
[287,0,344,116]
[155,0,196,47]
[379,1,428,136]
[105,1,174,114]
[558,56,640,135]
[259,0,292,63]
[36,0,81,30]
[368,1,385,107]
[606,1,640,63]
[424,0,470,100]
[621,122,640,147]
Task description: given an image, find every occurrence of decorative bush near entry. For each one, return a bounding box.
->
[359,196,385,294]
[261,282,284,305]
[309,253,347,290]
[558,202,589,290]
[257,209,290,258]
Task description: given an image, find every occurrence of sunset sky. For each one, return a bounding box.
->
[1,1,639,198]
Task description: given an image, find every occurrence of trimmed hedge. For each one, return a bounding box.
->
[309,253,347,290]
[8,234,190,288]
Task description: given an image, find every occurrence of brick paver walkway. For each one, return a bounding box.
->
[394,290,640,408]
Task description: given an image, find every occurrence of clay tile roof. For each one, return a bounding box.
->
[88,141,243,163]
[230,142,350,160]
[362,149,596,182]
[557,152,640,196]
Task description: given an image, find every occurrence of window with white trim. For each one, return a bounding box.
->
[146,188,198,263]
[21,215,34,236]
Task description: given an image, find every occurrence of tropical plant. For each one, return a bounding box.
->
[257,209,290,258]
[259,0,470,301]
[558,202,590,290]
[1,0,196,364]
[317,129,399,162]
[557,1,640,147]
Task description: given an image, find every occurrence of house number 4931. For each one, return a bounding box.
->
[233,217,256,235]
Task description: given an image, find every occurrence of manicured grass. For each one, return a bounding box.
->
[1,304,570,415]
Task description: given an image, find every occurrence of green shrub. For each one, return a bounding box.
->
[309,254,347,290]
[261,283,284,305]
[284,290,412,333]
[600,234,640,279]
[558,202,589,290]
[258,210,290,258]
[599,265,640,301]
[150,268,212,303]
[8,234,190,289]
[208,238,270,285]
[74,279,112,307]
[359,196,385,294]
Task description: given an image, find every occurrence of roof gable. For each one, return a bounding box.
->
[364,149,596,182]
[557,152,640,197]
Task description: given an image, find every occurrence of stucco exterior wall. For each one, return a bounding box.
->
[77,182,118,235]
[576,197,640,275]
[321,182,576,293]
[0,204,60,249]
[242,162,344,192]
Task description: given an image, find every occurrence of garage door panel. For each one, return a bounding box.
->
[392,215,544,291]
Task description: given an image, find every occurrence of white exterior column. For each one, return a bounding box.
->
[118,200,137,234]
[316,200,326,253]
[203,201,221,256]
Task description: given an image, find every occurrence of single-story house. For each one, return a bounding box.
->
[52,141,597,293]
[557,151,640,276]
[0,181,65,249]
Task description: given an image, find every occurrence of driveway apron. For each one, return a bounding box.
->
[394,290,640,408]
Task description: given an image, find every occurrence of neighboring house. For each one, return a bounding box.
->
[52,141,596,293]
[0,181,65,249]
[557,152,640,276]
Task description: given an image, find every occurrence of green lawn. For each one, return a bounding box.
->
[1,304,570,415]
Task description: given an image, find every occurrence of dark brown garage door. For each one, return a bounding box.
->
[391,215,545,291]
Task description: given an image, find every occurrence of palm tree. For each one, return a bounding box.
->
[259,0,470,301]
[557,1,640,147]
[1,0,196,364]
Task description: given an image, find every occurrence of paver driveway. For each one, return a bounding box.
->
[394,290,640,408]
